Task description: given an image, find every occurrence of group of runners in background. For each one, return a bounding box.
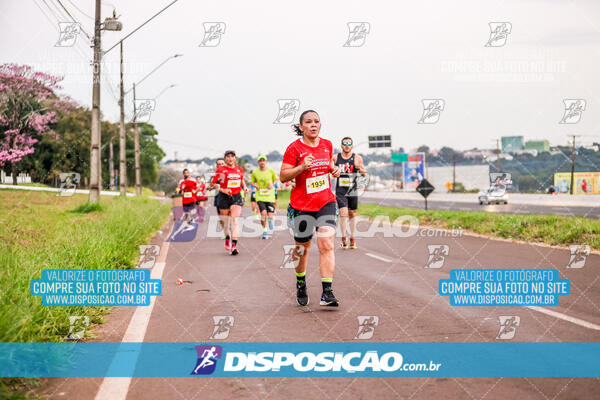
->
[175,109,367,307]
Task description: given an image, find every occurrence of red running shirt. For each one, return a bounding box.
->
[283,138,336,211]
[178,179,197,204]
[196,182,208,200]
[212,165,245,195]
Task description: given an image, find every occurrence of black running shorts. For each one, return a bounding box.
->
[287,201,338,243]
[182,202,196,212]
[218,193,244,209]
[257,201,275,213]
[336,193,358,211]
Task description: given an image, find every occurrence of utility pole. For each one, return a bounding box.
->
[569,135,578,195]
[89,0,102,203]
[108,136,114,190]
[119,42,127,196]
[133,83,141,196]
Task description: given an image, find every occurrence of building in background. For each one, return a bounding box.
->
[501,136,524,153]
[524,140,550,153]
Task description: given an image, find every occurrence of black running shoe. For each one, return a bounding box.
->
[320,289,339,307]
[296,283,309,306]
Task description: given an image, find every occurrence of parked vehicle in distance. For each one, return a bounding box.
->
[478,185,508,205]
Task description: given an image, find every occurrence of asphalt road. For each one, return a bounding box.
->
[39,207,600,399]
[363,196,600,218]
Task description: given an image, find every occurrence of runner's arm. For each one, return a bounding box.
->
[248,173,259,190]
[329,159,341,178]
[280,162,306,182]
[355,154,367,175]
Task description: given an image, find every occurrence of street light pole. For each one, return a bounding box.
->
[155,84,177,100]
[133,83,141,196]
[89,0,102,204]
[128,55,182,195]
[103,1,180,197]
[569,135,579,195]
[119,42,127,196]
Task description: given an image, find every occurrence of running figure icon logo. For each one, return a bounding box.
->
[199,22,226,47]
[167,220,198,242]
[485,22,512,47]
[136,245,160,269]
[425,245,449,269]
[559,99,586,124]
[273,99,300,124]
[354,316,379,340]
[566,245,590,269]
[496,316,520,340]
[191,345,223,375]
[65,316,89,340]
[209,316,234,340]
[281,245,305,269]
[55,22,80,47]
[57,172,80,196]
[418,99,445,124]
[134,99,156,123]
[343,22,371,47]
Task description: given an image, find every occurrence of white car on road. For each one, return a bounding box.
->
[478,186,508,205]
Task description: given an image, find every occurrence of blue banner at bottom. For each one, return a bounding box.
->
[1,342,599,377]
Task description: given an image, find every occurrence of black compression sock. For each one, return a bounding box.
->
[322,278,332,291]
[225,235,230,240]
[232,239,238,245]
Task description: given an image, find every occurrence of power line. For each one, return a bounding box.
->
[39,0,63,23]
[33,0,91,62]
[65,0,94,20]
[32,0,59,31]
[52,0,92,39]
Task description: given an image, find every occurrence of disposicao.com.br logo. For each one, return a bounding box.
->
[191,346,441,376]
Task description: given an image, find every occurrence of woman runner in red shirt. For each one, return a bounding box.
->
[211,150,248,255]
[195,176,208,223]
[280,110,341,307]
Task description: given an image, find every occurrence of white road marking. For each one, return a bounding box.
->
[365,252,392,263]
[526,306,600,331]
[95,242,170,400]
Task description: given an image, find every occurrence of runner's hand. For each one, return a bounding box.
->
[301,154,314,170]
[330,166,341,178]
[268,183,274,189]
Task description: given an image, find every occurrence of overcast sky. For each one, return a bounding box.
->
[2,0,600,160]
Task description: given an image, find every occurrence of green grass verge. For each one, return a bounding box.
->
[0,190,171,343]
[358,203,600,250]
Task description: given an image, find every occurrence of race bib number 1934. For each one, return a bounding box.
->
[306,174,329,194]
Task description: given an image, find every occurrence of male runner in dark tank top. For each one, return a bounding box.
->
[333,137,367,249]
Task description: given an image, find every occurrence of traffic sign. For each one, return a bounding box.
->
[391,152,408,163]
[416,179,435,198]
[368,135,392,148]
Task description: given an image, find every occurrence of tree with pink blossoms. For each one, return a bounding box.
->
[0,63,74,185]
